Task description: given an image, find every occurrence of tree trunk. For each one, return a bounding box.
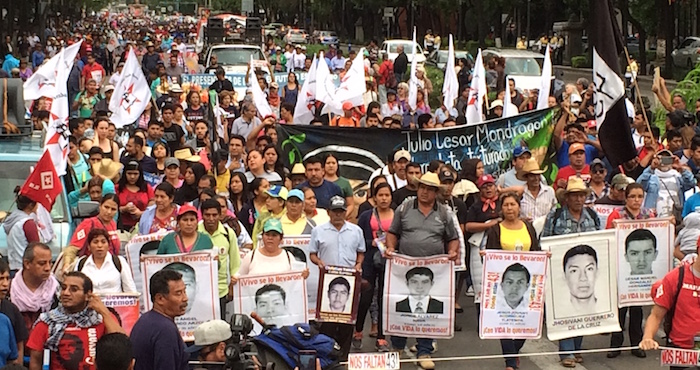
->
[664,0,674,78]
[618,0,647,75]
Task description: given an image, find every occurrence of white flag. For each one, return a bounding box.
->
[24,41,82,102]
[407,27,418,111]
[249,55,273,118]
[293,55,318,125]
[44,45,79,177]
[502,76,519,118]
[109,48,152,128]
[315,52,336,108]
[322,50,367,115]
[466,49,487,125]
[537,45,553,110]
[442,35,459,112]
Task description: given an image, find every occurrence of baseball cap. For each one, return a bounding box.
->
[490,99,504,109]
[185,320,233,353]
[103,85,115,92]
[611,174,634,189]
[263,218,284,234]
[164,157,180,168]
[438,169,455,183]
[342,101,354,111]
[177,205,198,219]
[266,185,289,200]
[587,120,597,129]
[328,195,347,210]
[590,158,605,170]
[476,174,495,188]
[287,189,305,201]
[394,149,411,162]
[270,82,279,89]
[568,143,585,155]
[513,146,531,158]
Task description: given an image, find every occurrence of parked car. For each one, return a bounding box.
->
[425,49,474,71]
[264,22,284,38]
[284,29,308,44]
[380,39,426,64]
[482,48,544,91]
[0,133,73,261]
[672,36,700,68]
[316,30,339,46]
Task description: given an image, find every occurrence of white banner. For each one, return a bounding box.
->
[257,235,318,316]
[383,254,454,339]
[124,232,168,312]
[542,230,621,340]
[614,218,674,307]
[141,252,220,341]
[591,204,618,228]
[232,271,308,334]
[479,251,548,339]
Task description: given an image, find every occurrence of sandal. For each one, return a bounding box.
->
[560,358,576,368]
[574,354,583,363]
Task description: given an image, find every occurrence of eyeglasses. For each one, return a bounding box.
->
[592,169,605,174]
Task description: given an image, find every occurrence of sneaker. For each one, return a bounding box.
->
[376,339,390,352]
[409,342,437,354]
[417,355,435,370]
[466,287,475,297]
[352,332,363,350]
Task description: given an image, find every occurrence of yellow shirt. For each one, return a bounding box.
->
[215,169,232,195]
[280,214,313,236]
[499,223,532,251]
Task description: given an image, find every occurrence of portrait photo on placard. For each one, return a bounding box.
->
[320,274,355,314]
[551,242,611,318]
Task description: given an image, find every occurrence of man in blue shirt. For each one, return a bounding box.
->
[309,196,365,361]
[296,156,343,209]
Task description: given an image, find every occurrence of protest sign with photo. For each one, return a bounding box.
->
[614,218,673,306]
[101,293,140,335]
[141,252,219,341]
[124,231,167,311]
[383,254,454,339]
[232,270,308,334]
[316,266,361,324]
[257,235,317,316]
[277,108,556,182]
[479,251,548,339]
[542,230,621,340]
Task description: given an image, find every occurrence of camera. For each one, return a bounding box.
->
[224,314,272,370]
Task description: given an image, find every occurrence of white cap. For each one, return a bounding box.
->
[490,99,504,109]
[188,320,232,350]
[394,149,411,162]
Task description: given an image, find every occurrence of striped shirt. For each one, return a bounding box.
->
[520,185,558,221]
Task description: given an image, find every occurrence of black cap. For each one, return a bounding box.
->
[438,169,455,183]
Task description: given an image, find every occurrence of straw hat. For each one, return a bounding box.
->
[174,148,201,162]
[291,163,306,175]
[412,172,443,189]
[564,176,591,194]
[521,158,544,175]
[92,158,123,180]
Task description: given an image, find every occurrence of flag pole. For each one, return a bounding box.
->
[621,46,653,135]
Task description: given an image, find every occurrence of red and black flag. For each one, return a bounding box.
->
[590,0,637,167]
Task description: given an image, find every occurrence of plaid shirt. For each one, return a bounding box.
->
[586,183,610,205]
[541,206,601,237]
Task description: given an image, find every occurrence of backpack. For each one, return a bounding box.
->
[77,254,122,273]
[551,207,601,231]
[663,265,686,338]
[253,323,340,369]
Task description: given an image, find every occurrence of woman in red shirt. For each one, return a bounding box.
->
[116,161,155,231]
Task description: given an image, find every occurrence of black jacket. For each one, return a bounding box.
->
[394,52,408,76]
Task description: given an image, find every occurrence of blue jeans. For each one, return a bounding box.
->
[500,339,526,368]
[559,336,583,360]
[391,336,433,357]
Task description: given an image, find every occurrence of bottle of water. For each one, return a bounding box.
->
[42,349,50,370]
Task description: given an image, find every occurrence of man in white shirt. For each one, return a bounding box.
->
[284,44,295,72]
[293,45,306,70]
[385,150,410,191]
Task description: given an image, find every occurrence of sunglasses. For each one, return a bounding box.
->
[592,169,605,174]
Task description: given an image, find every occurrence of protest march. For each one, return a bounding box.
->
[2,0,700,370]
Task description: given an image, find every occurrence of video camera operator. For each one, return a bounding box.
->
[187,317,261,370]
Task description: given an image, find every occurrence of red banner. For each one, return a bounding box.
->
[19,150,63,211]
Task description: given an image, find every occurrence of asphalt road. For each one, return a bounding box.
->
[354,294,665,370]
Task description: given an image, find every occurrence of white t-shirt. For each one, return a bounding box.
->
[237,249,293,276]
[75,255,138,294]
[656,170,680,218]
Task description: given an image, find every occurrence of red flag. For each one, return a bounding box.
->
[20,151,63,211]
